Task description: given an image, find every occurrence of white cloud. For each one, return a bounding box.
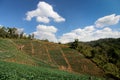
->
[95,14,120,28]
[16,28,24,34]
[33,25,58,42]
[36,16,50,23]
[26,1,65,23]
[58,14,120,43]
[59,26,120,43]
[0,25,3,26]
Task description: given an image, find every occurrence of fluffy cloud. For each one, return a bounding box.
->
[33,25,58,42]
[59,26,120,43]
[95,14,120,28]
[26,1,65,23]
[94,27,120,38]
[16,28,24,34]
[59,14,120,43]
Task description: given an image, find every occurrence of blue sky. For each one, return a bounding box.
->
[0,0,120,43]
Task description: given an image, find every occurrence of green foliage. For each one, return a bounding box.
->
[0,61,105,80]
[0,27,8,38]
[71,38,120,79]
[70,39,79,49]
[62,47,104,77]
[28,34,34,40]
[0,27,19,39]
[0,26,34,39]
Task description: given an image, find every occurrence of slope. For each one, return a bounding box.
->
[0,38,52,68]
[0,38,106,80]
[13,39,104,77]
[72,38,120,79]
[0,60,105,80]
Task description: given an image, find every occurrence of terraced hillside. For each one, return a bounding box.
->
[0,38,54,68]
[0,39,35,65]
[0,60,105,80]
[12,39,104,77]
[0,38,106,80]
[62,47,103,76]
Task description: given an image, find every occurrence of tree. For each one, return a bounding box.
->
[107,48,119,64]
[70,39,79,49]
[8,27,18,38]
[20,32,24,39]
[0,27,8,38]
[31,34,34,39]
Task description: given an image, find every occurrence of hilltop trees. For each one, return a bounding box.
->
[70,39,79,49]
[0,27,19,39]
[7,27,18,38]
[0,27,8,38]
[0,26,34,39]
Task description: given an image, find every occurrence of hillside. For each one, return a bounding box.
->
[0,60,105,80]
[0,38,53,68]
[70,38,120,79]
[13,39,104,76]
[0,38,35,65]
[0,38,105,79]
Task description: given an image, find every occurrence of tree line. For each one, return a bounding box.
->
[0,26,34,39]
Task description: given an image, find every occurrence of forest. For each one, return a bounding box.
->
[69,38,120,79]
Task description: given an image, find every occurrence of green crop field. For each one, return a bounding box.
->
[0,38,53,68]
[0,38,106,80]
[62,47,104,76]
[0,61,105,80]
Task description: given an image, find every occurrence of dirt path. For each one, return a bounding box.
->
[59,48,72,72]
[45,46,52,63]
[31,42,34,55]
[44,45,60,68]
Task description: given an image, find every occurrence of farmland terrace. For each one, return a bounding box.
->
[0,38,105,80]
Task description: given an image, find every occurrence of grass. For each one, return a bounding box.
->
[62,47,104,76]
[48,48,68,67]
[13,39,105,76]
[0,60,105,80]
[0,38,53,68]
[0,38,106,79]
[13,39,57,67]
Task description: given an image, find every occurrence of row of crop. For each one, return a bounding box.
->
[0,61,105,80]
[48,47,68,67]
[32,41,50,62]
[13,39,33,55]
[62,47,104,77]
